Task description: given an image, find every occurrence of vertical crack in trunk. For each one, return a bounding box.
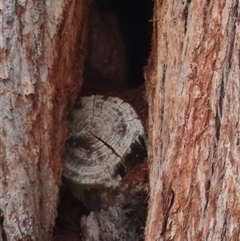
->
[220,211,230,239]
[158,64,167,166]
[215,1,238,144]
[225,1,238,74]
[204,180,211,212]
[161,188,175,238]
[216,76,224,142]
[182,0,192,35]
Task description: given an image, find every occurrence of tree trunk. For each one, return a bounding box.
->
[0,1,90,240]
[145,0,240,240]
[2,0,240,240]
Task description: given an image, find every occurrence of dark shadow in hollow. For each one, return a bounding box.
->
[104,0,153,88]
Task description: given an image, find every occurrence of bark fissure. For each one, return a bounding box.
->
[204,180,210,213]
[220,211,230,239]
[162,64,166,91]
[158,64,166,168]
[215,77,224,142]
[224,1,238,76]
[182,0,192,34]
[203,1,210,23]
[16,218,24,239]
[215,1,238,142]
[161,64,166,135]
[161,188,175,238]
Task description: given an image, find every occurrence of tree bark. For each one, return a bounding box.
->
[0,0,90,240]
[2,0,240,240]
[145,0,240,240]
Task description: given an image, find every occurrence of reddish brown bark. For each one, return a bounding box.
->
[0,1,90,240]
[145,0,240,240]
[2,0,240,240]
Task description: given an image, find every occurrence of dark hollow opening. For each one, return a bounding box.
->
[105,0,154,88]
[83,0,153,90]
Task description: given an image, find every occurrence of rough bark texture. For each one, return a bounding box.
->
[0,0,90,240]
[145,0,240,240]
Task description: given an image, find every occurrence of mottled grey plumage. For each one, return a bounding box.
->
[63,95,147,240]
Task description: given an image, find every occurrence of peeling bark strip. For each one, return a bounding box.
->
[0,1,90,240]
[145,0,240,240]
